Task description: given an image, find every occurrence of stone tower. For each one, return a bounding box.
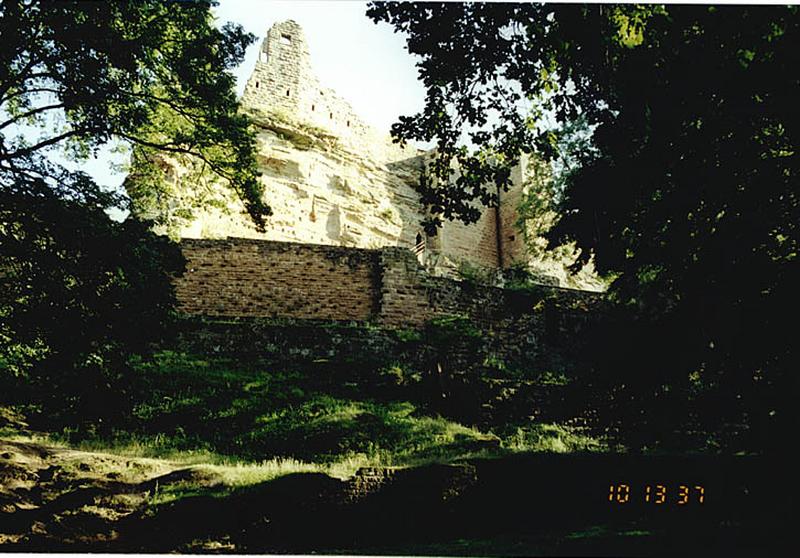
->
[241,20,385,157]
[242,21,314,122]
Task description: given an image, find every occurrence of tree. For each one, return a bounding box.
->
[0,0,268,223]
[0,0,268,428]
[0,183,183,429]
[369,3,799,451]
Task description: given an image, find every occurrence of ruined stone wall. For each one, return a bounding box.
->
[174,238,601,333]
[174,238,380,321]
[497,157,530,268]
[241,20,416,165]
[136,20,608,290]
[179,19,430,253]
[377,247,434,327]
[438,207,501,270]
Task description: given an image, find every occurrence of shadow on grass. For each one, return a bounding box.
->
[109,454,790,555]
[5,448,790,555]
[33,351,514,466]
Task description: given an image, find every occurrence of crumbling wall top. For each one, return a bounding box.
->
[241,20,417,162]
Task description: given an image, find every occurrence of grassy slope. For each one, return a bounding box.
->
[44,351,604,465]
[0,350,606,550]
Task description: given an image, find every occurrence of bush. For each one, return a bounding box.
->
[0,189,184,429]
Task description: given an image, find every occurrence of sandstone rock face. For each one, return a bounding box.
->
[157,20,526,274]
[132,20,603,290]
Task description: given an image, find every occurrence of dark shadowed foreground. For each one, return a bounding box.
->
[1,438,789,556]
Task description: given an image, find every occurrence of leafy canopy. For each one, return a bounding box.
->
[0,0,269,427]
[369,3,799,450]
[0,0,269,224]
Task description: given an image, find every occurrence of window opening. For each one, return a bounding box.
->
[281,34,292,45]
[413,232,426,264]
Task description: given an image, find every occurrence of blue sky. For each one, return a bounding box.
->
[72,0,425,202]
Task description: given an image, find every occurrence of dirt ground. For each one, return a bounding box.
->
[0,437,226,551]
[2,434,787,555]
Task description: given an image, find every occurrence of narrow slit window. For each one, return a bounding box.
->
[413,232,426,263]
[255,81,259,89]
[286,89,290,97]
[311,104,315,111]
[346,120,350,127]
[329,112,333,119]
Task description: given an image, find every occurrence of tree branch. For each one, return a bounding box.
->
[0,103,66,132]
[120,90,204,124]
[0,55,46,102]
[0,87,61,108]
[0,130,83,161]
[113,132,235,183]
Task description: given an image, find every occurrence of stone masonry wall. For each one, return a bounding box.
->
[378,247,434,327]
[241,20,415,164]
[175,238,380,321]
[174,238,601,333]
[497,156,530,268]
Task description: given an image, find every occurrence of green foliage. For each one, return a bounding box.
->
[3,346,608,471]
[0,1,272,425]
[0,186,184,427]
[394,328,423,343]
[125,141,242,239]
[46,351,502,464]
[370,3,799,452]
[501,263,544,295]
[424,315,482,346]
[536,371,571,387]
[366,2,625,230]
[501,423,606,454]
[455,260,497,286]
[0,0,269,226]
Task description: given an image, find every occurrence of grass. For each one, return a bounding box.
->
[501,423,607,453]
[70,351,512,465]
[1,348,608,520]
[5,349,608,466]
[0,348,614,553]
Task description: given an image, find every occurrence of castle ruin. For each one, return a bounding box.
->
[159,20,535,276]
[127,20,603,297]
